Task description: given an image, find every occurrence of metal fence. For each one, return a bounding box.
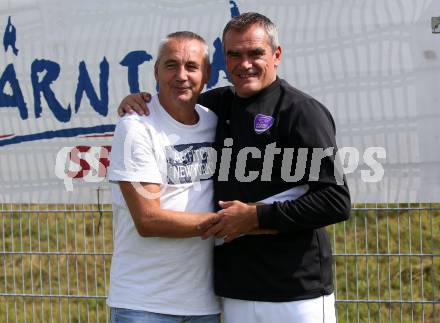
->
[1,203,439,323]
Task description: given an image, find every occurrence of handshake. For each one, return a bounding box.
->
[197,200,278,243]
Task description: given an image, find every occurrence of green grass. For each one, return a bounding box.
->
[0,203,439,322]
[328,203,440,322]
[0,204,113,323]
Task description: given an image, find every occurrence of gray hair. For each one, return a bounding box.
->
[222,12,279,52]
[155,31,210,67]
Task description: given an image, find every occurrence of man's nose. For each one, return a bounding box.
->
[176,65,188,81]
[238,56,253,69]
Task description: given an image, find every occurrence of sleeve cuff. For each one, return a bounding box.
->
[256,204,277,229]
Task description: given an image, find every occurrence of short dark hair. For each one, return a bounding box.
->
[222,12,279,52]
[156,31,210,66]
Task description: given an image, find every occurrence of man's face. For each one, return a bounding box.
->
[155,38,209,107]
[224,24,281,98]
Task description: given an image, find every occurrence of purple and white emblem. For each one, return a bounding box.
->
[254,114,274,134]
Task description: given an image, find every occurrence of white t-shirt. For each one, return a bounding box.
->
[107,95,220,315]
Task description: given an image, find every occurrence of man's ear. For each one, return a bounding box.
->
[274,46,282,68]
[205,63,212,84]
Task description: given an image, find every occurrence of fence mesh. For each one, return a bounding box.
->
[1,203,439,322]
[328,204,439,322]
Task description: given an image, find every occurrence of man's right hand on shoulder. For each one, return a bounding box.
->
[117,92,152,116]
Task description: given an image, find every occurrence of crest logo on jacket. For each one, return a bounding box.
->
[254,114,274,134]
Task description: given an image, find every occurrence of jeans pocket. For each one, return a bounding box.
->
[110,307,149,323]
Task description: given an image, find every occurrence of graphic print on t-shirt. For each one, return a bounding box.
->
[165,142,216,184]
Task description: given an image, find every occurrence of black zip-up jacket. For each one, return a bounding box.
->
[198,77,351,302]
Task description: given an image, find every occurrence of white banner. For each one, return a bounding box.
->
[0,0,439,203]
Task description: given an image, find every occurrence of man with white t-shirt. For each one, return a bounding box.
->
[107,31,221,323]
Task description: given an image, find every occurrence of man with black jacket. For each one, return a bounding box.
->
[118,12,350,323]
